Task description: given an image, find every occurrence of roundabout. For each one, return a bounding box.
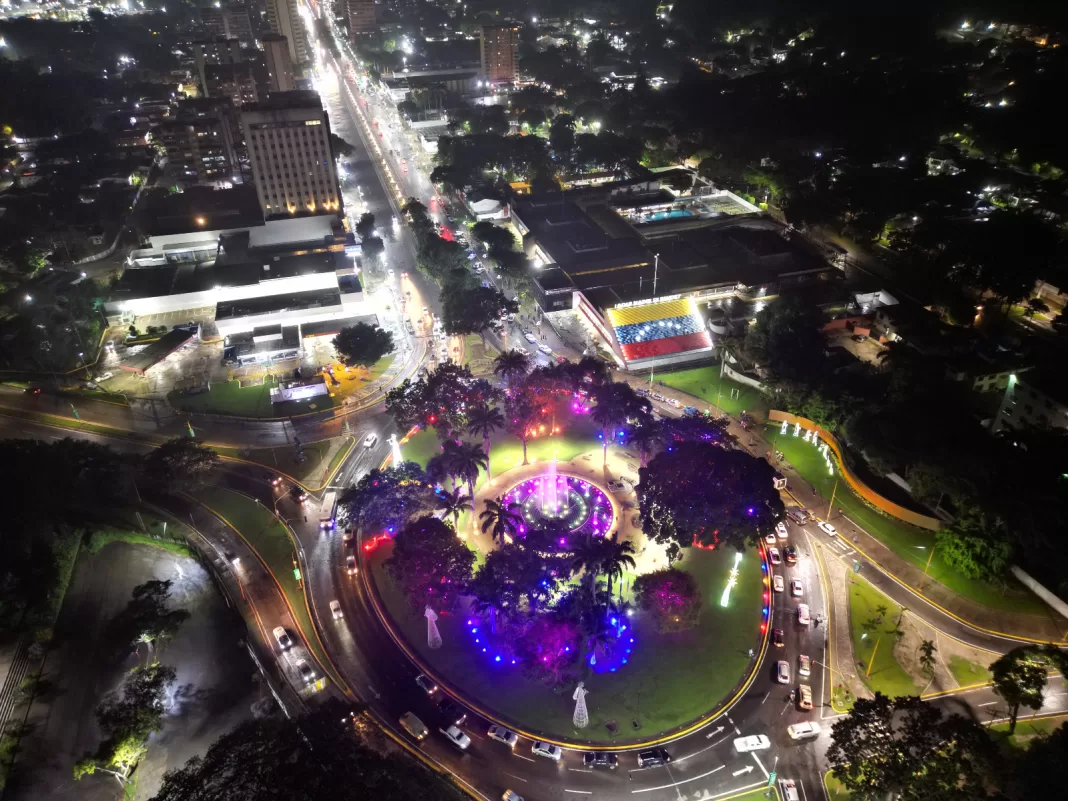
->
[364,446,770,746]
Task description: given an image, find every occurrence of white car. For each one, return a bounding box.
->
[780,779,801,801]
[523,331,538,344]
[764,532,777,545]
[776,522,788,539]
[797,604,811,625]
[502,792,524,801]
[330,599,343,619]
[537,344,553,356]
[817,521,837,536]
[532,741,563,761]
[787,721,822,740]
[514,345,529,355]
[733,734,771,753]
[94,371,114,382]
[768,547,782,565]
[415,674,438,694]
[273,626,292,650]
[487,724,519,747]
[791,578,804,598]
[346,554,358,575]
[363,432,378,448]
[777,660,790,684]
[798,654,811,677]
[440,725,471,750]
[296,658,316,684]
[773,574,785,593]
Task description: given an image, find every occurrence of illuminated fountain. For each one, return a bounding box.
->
[505,470,614,537]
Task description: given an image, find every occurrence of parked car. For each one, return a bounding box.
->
[487,725,518,747]
[733,734,771,753]
[532,741,563,761]
[415,674,438,694]
[636,748,671,768]
[583,752,618,769]
[440,725,471,750]
[273,626,293,650]
[329,600,343,619]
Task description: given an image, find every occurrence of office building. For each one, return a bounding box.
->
[263,33,297,92]
[156,97,243,187]
[480,22,519,85]
[240,90,341,219]
[346,0,377,38]
[266,0,309,66]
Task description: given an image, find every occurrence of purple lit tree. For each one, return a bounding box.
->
[632,568,702,633]
[386,516,475,613]
[515,616,580,686]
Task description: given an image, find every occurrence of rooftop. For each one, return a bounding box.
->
[140,185,263,237]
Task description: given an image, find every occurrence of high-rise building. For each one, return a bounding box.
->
[480,22,519,85]
[262,33,296,92]
[241,90,341,219]
[157,97,244,187]
[265,0,308,67]
[199,4,254,42]
[193,37,244,96]
[205,62,261,109]
[346,0,377,38]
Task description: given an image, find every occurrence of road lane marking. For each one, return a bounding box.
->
[630,765,725,793]
[567,768,593,773]
[675,739,728,764]
[502,772,527,783]
[564,791,592,795]
[978,701,997,707]
[512,754,536,762]
[761,691,770,705]
[750,753,769,778]
[727,715,741,734]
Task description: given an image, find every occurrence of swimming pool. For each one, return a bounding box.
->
[645,209,696,222]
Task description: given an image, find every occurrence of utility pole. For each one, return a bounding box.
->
[652,252,659,298]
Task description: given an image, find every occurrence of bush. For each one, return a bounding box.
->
[632,568,702,633]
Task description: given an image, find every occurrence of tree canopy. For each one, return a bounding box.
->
[332,322,395,368]
[386,515,475,612]
[343,462,441,534]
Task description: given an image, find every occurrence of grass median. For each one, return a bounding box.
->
[192,486,341,688]
[769,425,1047,616]
[849,575,920,698]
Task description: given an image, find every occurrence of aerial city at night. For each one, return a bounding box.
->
[2,0,1068,798]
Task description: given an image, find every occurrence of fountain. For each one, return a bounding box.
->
[541,458,559,516]
[388,433,403,466]
[507,470,614,537]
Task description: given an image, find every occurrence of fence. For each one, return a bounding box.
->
[768,410,942,531]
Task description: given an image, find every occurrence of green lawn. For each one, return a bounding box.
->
[948,655,991,687]
[658,367,769,418]
[988,714,1068,749]
[769,426,1047,615]
[824,772,853,800]
[370,542,765,742]
[169,378,339,419]
[192,486,340,687]
[849,576,921,699]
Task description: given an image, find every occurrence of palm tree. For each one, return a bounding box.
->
[600,535,637,604]
[628,421,663,468]
[569,534,609,601]
[480,496,524,545]
[467,403,504,479]
[442,440,488,516]
[436,486,470,530]
[494,349,532,389]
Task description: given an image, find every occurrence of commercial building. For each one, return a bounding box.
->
[346,0,377,37]
[480,22,519,85]
[199,4,254,42]
[155,97,244,187]
[240,90,342,219]
[262,33,297,93]
[204,61,261,108]
[266,0,309,66]
[193,37,245,96]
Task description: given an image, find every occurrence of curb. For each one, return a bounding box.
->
[359,536,774,751]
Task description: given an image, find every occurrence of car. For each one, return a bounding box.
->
[797,604,811,625]
[768,547,782,565]
[523,331,538,344]
[787,721,822,740]
[329,599,343,619]
[786,508,809,525]
[474,264,485,274]
[777,660,791,684]
[94,371,114,382]
[346,554,358,575]
[791,578,804,597]
[296,659,316,684]
[502,792,524,801]
[583,752,618,769]
[798,684,814,710]
[773,574,785,593]
[514,345,529,355]
[556,355,568,364]
[538,344,553,356]
[531,741,563,761]
[290,486,309,503]
[851,334,867,342]
[817,521,838,536]
[270,475,282,487]
[363,432,378,448]
[400,712,429,741]
[438,699,467,726]
[799,654,812,677]
[772,628,785,647]
[765,532,777,545]
[487,724,519,747]
[415,674,438,694]
[733,734,771,753]
[776,522,789,539]
[273,626,293,650]
[606,480,632,495]
[779,779,801,801]
[784,545,799,565]
[636,748,671,768]
[24,386,41,395]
